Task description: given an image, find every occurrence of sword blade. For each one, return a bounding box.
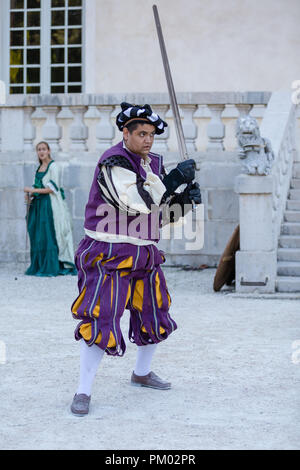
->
[153,4,188,161]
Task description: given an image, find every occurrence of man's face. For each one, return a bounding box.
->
[123,123,156,159]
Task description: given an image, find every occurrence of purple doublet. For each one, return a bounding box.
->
[84,141,164,242]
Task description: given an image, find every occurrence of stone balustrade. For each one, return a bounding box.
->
[0,92,271,157]
[262,93,297,239]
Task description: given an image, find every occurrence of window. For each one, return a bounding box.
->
[8,0,83,94]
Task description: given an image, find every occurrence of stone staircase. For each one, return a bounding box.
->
[277,162,300,292]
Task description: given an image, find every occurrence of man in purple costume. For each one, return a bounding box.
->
[70,102,201,416]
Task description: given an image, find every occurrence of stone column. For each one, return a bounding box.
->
[235,104,253,118]
[181,104,197,153]
[23,106,36,151]
[234,174,276,293]
[42,106,62,152]
[151,105,169,153]
[96,105,115,152]
[69,106,88,151]
[207,104,225,151]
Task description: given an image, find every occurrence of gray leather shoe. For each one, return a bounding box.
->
[70,393,91,416]
[131,371,171,390]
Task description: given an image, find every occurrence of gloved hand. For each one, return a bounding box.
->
[162,159,196,197]
[167,182,201,223]
[176,159,196,184]
[181,182,202,205]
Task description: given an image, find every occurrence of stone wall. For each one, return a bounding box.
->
[0,149,242,267]
[85,0,300,94]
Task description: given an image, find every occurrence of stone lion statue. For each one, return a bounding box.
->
[236,116,274,175]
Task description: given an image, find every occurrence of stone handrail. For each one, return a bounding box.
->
[234,91,297,293]
[259,91,297,240]
[0,92,271,155]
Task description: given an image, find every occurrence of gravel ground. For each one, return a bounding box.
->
[0,264,300,450]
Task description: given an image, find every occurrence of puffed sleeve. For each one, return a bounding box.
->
[97,156,166,215]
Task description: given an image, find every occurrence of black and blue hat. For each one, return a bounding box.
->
[116,102,168,135]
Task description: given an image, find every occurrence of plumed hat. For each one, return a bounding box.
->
[116,102,168,135]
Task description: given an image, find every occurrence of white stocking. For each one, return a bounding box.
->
[134,343,158,376]
[76,340,105,396]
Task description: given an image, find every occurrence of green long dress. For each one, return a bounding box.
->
[25,165,76,277]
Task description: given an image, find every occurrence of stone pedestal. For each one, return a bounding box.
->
[235,174,276,293]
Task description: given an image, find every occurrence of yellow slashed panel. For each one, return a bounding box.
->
[155,271,163,309]
[93,297,100,318]
[117,256,133,269]
[91,252,104,267]
[79,323,117,348]
[167,291,171,308]
[141,325,165,334]
[71,286,87,315]
[124,283,131,309]
[132,279,144,312]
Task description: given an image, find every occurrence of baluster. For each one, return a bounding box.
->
[57,106,74,119]
[181,104,197,153]
[23,106,36,151]
[69,106,88,151]
[42,106,62,152]
[235,104,253,119]
[151,105,169,153]
[206,104,225,151]
[96,105,115,152]
[85,105,100,119]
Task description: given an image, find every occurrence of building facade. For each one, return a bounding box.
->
[1,0,300,95]
[0,0,299,292]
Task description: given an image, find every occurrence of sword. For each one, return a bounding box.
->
[153,4,198,210]
[153,4,188,162]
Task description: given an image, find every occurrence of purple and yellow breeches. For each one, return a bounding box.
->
[71,236,177,356]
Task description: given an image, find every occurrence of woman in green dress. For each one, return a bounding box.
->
[24,141,76,276]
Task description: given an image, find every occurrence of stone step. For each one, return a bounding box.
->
[292,163,300,178]
[291,178,300,189]
[286,200,300,211]
[288,189,300,200]
[277,248,300,261]
[284,211,300,222]
[277,261,300,276]
[281,222,300,235]
[276,276,300,292]
[279,235,300,248]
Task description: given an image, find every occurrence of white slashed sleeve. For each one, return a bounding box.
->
[106,166,166,214]
[143,172,167,206]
